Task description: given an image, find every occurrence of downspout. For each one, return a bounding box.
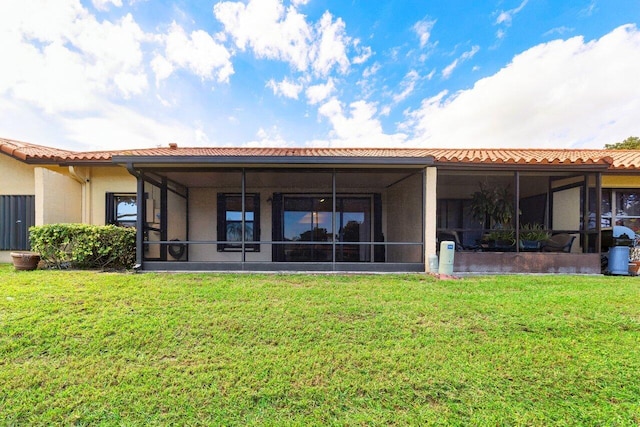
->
[125,163,144,270]
[68,166,91,224]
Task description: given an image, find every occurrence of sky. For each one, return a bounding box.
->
[1,0,639,152]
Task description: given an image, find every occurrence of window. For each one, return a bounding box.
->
[609,190,640,231]
[0,195,35,250]
[217,193,260,251]
[106,193,137,227]
[275,195,373,262]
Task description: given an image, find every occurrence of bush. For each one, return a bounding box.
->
[29,224,136,270]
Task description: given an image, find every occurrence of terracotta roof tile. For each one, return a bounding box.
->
[0,137,75,162]
[2,137,640,170]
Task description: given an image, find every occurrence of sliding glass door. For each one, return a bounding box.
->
[278,195,372,262]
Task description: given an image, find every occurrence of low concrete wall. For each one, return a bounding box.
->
[0,251,12,264]
[454,252,601,274]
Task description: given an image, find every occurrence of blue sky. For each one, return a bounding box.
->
[1,0,639,151]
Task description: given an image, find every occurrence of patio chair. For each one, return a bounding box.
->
[541,233,575,253]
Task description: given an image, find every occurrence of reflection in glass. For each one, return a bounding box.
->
[282,196,371,262]
[115,195,136,227]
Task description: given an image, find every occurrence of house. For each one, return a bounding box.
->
[2,137,640,274]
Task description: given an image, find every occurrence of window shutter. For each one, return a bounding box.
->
[105,193,115,225]
[0,195,35,251]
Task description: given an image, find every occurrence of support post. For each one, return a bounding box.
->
[424,167,438,272]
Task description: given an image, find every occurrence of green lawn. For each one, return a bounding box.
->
[1,266,639,426]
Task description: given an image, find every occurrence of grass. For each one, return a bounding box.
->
[0,266,639,426]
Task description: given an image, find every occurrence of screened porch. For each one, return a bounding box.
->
[130,166,429,272]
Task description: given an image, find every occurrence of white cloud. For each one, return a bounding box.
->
[310,12,350,76]
[544,26,573,37]
[214,0,359,78]
[306,79,335,105]
[580,1,597,17]
[156,22,233,83]
[61,104,200,150]
[405,25,640,149]
[150,55,174,86]
[245,125,293,147]
[317,98,407,147]
[441,45,479,79]
[267,78,304,99]
[495,0,528,25]
[413,17,436,48]
[352,41,373,65]
[393,70,420,104]
[363,62,381,78]
[0,3,148,112]
[494,0,528,43]
[214,0,313,72]
[0,0,235,150]
[92,0,123,11]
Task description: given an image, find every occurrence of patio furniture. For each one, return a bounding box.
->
[541,233,575,253]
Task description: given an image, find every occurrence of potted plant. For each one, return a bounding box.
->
[487,229,516,250]
[629,244,640,275]
[10,251,41,271]
[471,183,515,250]
[519,223,550,251]
[470,183,515,229]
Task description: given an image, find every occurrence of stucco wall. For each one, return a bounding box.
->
[34,168,82,225]
[187,187,273,262]
[0,154,36,194]
[166,189,188,260]
[551,186,581,253]
[89,167,136,225]
[424,167,437,271]
[602,175,640,188]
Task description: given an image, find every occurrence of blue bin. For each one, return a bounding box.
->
[608,246,630,275]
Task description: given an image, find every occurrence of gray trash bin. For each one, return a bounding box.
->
[608,246,630,275]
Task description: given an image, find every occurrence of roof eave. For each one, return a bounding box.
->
[112,155,435,167]
[434,161,613,171]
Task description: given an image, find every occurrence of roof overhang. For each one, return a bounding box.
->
[434,160,613,172]
[112,154,435,168]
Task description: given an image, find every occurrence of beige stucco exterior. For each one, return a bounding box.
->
[34,167,82,225]
[0,153,36,194]
[4,138,640,272]
[424,167,438,272]
[87,167,137,225]
[0,156,137,262]
[602,175,640,188]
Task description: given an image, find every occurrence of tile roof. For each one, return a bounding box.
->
[0,137,75,162]
[2,137,640,170]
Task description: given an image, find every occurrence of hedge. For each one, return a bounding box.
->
[29,224,136,270]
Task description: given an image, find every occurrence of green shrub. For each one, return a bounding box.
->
[29,224,136,270]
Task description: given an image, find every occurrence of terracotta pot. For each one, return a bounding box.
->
[10,251,41,271]
[628,261,640,276]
